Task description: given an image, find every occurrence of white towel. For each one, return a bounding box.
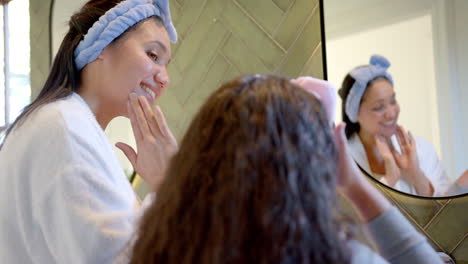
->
[0,93,143,263]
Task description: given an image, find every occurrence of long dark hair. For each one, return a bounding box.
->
[2,0,161,147]
[130,75,351,264]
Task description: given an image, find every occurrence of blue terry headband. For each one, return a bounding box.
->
[345,54,394,123]
[74,0,178,70]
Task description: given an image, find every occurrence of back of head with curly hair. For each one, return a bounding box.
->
[130,75,351,264]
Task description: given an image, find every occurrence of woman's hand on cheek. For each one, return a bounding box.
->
[392,126,434,196]
[393,126,420,178]
[116,93,178,192]
[375,136,400,187]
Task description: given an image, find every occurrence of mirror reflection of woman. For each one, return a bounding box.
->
[339,55,451,197]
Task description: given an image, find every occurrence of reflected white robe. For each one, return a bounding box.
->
[348,133,452,196]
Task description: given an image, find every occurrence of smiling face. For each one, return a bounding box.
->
[357,78,400,138]
[97,18,172,118]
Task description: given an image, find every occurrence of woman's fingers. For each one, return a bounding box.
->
[401,126,410,145]
[395,126,404,148]
[115,142,137,169]
[407,130,415,147]
[154,105,176,141]
[375,136,384,150]
[137,96,162,137]
[127,100,143,142]
[132,95,175,143]
[376,136,391,158]
[397,126,410,146]
[386,136,398,154]
[129,93,151,138]
[334,122,347,152]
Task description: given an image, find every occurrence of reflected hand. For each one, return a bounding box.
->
[391,126,433,196]
[392,126,421,183]
[375,136,400,187]
[116,94,178,192]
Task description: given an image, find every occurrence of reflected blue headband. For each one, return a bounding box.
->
[345,54,394,122]
[74,0,177,70]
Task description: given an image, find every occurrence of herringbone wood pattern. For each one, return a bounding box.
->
[161,0,323,138]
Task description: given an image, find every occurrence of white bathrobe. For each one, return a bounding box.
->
[348,133,452,196]
[0,93,146,263]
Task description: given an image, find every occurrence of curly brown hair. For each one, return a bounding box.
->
[130,75,351,264]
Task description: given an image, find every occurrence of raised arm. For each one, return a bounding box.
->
[335,123,443,264]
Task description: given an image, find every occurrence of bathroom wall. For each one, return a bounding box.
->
[161,0,323,138]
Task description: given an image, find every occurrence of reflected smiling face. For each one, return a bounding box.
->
[97,18,172,118]
[357,78,400,138]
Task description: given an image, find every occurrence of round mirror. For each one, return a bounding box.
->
[323,0,468,197]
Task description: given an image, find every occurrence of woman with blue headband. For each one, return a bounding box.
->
[0,0,178,262]
[338,55,452,197]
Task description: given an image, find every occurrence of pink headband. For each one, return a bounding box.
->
[291,76,337,123]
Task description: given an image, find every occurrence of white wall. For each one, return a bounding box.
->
[428,0,468,178]
[103,117,135,176]
[453,0,468,176]
[324,0,431,40]
[52,0,86,54]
